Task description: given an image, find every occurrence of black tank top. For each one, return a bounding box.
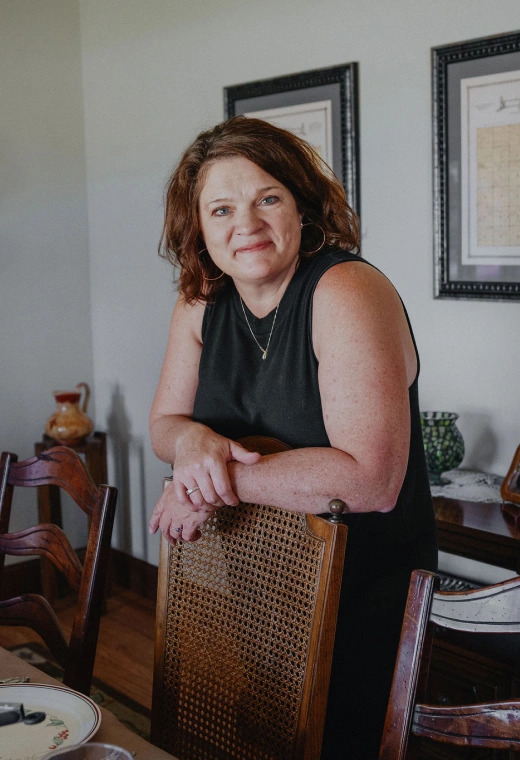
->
[193,249,437,551]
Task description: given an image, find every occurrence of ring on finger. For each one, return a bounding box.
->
[172,526,183,534]
[186,487,200,497]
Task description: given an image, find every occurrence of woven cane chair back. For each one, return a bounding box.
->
[151,437,347,760]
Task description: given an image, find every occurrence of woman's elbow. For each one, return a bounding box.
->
[354,459,406,514]
[373,463,406,513]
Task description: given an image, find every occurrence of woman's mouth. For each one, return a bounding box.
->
[235,241,272,254]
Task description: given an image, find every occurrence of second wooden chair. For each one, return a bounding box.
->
[379,569,520,759]
[0,446,117,695]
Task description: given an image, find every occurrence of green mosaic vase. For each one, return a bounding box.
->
[420,411,465,485]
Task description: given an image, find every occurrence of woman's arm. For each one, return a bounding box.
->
[227,262,416,514]
[149,296,260,542]
[150,262,415,541]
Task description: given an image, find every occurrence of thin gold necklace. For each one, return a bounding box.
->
[240,296,280,360]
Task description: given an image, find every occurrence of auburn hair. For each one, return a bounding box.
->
[159,116,360,302]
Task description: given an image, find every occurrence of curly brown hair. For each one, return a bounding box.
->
[159,116,360,302]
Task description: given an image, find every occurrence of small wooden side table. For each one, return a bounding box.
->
[34,431,108,604]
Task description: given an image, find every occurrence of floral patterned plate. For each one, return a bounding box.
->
[0,683,101,760]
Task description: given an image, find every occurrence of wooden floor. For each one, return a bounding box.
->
[0,586,156,710]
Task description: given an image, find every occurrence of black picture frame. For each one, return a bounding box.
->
[224,63,360,217]
[432,30,520,300]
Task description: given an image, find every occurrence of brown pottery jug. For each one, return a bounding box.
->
[45,382,94,445]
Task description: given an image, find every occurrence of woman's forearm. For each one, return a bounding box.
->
[228,446,405,515]
[150,414,209,465]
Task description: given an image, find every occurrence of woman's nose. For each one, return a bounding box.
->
[234,206,263,234]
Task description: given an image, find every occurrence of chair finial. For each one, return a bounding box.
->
[328,499,346,522]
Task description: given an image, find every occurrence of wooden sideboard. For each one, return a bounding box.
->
[434,495,520,574]
[420,496,520,760]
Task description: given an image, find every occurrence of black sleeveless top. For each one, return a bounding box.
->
[193,249,437,553]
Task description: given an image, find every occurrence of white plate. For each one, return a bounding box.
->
[0,683,101,760]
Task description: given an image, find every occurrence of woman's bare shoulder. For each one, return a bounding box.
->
[312,259,417,384]
[171,295,207,344]
[313,259,406,331]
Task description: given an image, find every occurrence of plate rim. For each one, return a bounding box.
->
[0,681,102,750]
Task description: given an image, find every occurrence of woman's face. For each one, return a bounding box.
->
[198,156,303,289]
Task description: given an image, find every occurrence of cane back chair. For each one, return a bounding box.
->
[151,436,348,760]
[379,569,520,759]
[0,446,117,695]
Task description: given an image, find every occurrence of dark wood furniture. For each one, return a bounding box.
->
[435,496,520,575]
[151,437,347,760]
[0,646,176,759]
[34,432,108,602]
[0,445,117,695]
[501,445,520,507]
[420,494,520,759]
[379,570,520,760]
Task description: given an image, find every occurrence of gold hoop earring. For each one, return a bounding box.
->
[199,248,225,281]
[299,222,326,255]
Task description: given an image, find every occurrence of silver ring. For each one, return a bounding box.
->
[186,487,200,497]
[172,526,183,533]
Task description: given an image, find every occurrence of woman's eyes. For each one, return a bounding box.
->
[211,196,279,217]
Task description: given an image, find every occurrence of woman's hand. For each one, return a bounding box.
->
[149,480,215,545]
[148,424,260,541]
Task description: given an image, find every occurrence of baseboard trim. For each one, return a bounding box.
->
[1,549,158,602]
[110,548,158,601]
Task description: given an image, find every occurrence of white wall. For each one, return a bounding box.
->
[3,1,518,567]
[78,0,520,565]
[0,0,92,546]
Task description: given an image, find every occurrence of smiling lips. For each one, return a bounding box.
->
[235,240,272,254]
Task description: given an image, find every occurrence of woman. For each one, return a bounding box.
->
[149,116,437,759]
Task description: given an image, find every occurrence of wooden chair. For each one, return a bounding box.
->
[0,445,117,695]
[151,436,348,760]
[379,569,520,759]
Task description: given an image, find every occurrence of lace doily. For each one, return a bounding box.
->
[430,469,503,503]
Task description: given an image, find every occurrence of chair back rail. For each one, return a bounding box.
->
[152,436,347,760]
[0,525,82,591]
[0,446,117,695]
[379,570,520,760]
[7,447,99,517]
[0,594,69,665]
[431,575,520,633]
[412,700,520,748]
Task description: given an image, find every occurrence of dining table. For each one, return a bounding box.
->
[0,646,178,759]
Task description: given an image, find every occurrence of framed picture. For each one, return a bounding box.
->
[224,63,360,216]
[501,443,520,506]
[432,30,520,300]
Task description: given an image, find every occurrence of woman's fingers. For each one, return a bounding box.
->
[172,436,260,509]
[149,495,166,534]
[173,475,222,510]
[229,441,261,465]
[149,436,262,538]
[180,525,202,542]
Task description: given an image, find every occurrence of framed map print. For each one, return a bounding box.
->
[224,64,360,217]
[432,30,520,300]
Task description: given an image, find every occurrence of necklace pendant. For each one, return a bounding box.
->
[262,351,267,360]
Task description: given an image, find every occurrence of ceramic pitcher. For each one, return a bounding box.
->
[45,382,94,445]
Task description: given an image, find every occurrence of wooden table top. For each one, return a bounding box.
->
[434,497,520,541]
[434,496,520,572]
[0,647,177,759]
